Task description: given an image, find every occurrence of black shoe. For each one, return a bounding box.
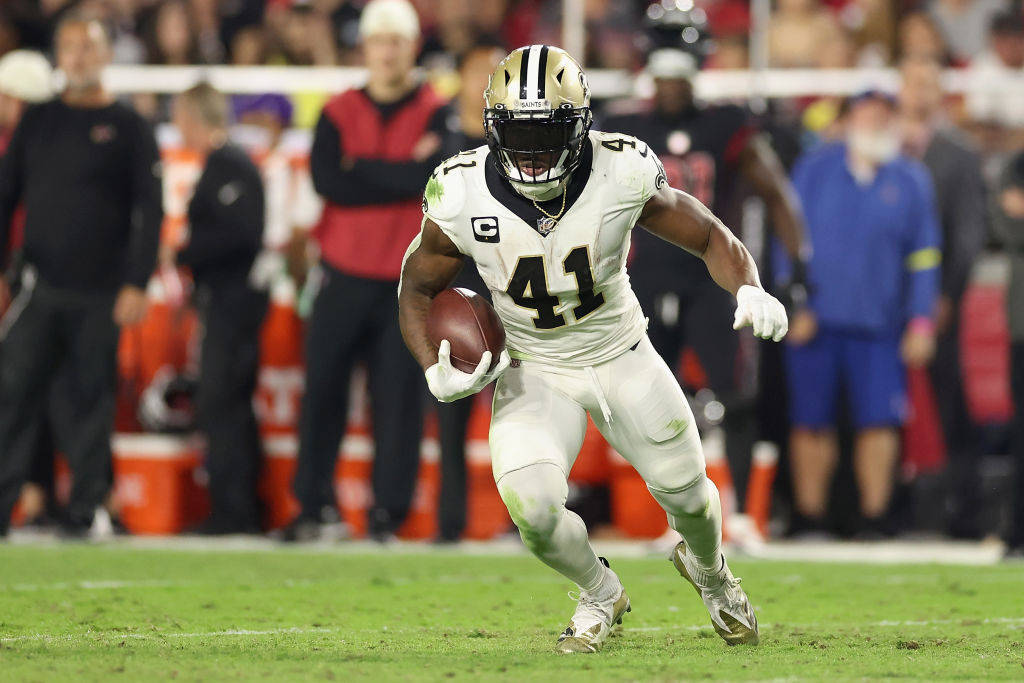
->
[947,521,984,541]
[855,515,896,541]
[280,516,321,543]
[433,535,461,546]
[1004,544,1024,561]
[189,518,260,536]
[57,520,92,541]
[785,511,828,539]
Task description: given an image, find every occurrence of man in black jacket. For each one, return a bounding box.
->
[166,82,268,535]
[995,152,1024,559]
[900,57,988,538]
[0,13,162,538]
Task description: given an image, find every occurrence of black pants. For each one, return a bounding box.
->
[931,307,982,536]
[436,396,474,540]
[633,272,757,501]
[0,278,119,533]
[1008,341,1024,547]
[433,261,488,541]
[294,263,425,534]
[195,283,268,530]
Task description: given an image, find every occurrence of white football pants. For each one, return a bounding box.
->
[490,335,723,592]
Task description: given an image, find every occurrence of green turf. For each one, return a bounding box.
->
[1,545,1023,682]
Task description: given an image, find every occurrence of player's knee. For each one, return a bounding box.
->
[500,488,561,538]
[648,474,715,518]
[498,480,563,541]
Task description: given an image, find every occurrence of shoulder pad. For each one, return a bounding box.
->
[422,151,481,222]
[591,131,661,197]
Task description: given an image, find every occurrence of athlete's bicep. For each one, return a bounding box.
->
[399,217,466,298]
[637,184,716,257]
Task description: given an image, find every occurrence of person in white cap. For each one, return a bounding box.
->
[0,49,54,530]
[604,42,809,523]
[285,0,452,542]
[0,50,53,153]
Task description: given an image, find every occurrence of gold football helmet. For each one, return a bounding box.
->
[484,45,592,193]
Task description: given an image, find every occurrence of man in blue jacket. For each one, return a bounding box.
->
[785,91,941,536]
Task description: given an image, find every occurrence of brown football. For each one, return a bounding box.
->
[426,288,506,373]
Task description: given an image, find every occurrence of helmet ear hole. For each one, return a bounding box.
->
[504,70,511,87]
[555,68,565,84]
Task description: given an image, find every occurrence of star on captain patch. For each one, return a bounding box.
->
[536,216,557,236]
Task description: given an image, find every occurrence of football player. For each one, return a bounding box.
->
[398,46,787,653]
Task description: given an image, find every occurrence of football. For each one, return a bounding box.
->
[426,288,506,373]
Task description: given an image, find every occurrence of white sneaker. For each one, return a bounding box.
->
[672,541,759,645]
[555,558,631,654]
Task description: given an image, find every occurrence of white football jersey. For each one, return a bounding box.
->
[422,130,669,367]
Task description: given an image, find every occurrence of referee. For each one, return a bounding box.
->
[0,13,163,538]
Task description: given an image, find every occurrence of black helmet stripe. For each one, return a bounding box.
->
[536,45,549,99]
[519,46,531,100]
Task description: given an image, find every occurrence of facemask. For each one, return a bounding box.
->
[509,177,566,202]
[847,129,901,165]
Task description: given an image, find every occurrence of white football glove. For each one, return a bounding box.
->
[733,284,789,342]
[425,339,511,403]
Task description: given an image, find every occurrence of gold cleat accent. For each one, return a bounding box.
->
[672,541,759,646]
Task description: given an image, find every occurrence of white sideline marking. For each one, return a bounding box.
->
[623,617,1024,633]
[0,627,334,644]
[4,618,1024,645]
[4,533,1012,566]
[5,580,186,592]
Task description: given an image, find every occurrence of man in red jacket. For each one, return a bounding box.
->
[285,0,450,542]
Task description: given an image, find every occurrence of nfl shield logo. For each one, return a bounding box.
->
[536,216,557,235]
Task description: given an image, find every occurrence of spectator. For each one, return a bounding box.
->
[0,49,55,529]
[0,49,52,155]
[166,82,268,535]
[840,0,896,66]
[284,0,449,543]
[994,151,1024,559]
[964,12,1024,145]
[604,47,810,509]
[267,2,338,66]
[0,13,162,539]
[433,43,503,543]
[899,56,988,538]
[232,93,322,291]
[419,0,480,71]
[928,0,1009,64]
[785,91,941,537]
[898,11,950,64]
[768,0,845,68]
[142,0,200,65]
[230,25,268,65]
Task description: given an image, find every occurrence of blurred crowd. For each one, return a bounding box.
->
[0,0,1023,554]
[0,1,1019,69]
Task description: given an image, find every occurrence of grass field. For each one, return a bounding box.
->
[2,542,1023,682]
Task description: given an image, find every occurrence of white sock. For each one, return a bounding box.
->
[668,478,724,574]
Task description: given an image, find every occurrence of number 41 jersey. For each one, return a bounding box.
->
[422,130,668,367]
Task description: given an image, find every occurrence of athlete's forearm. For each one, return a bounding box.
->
[639,186,762,296]
[702,223,762,296]
[398,223,465,370]
[399,282,439,371]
